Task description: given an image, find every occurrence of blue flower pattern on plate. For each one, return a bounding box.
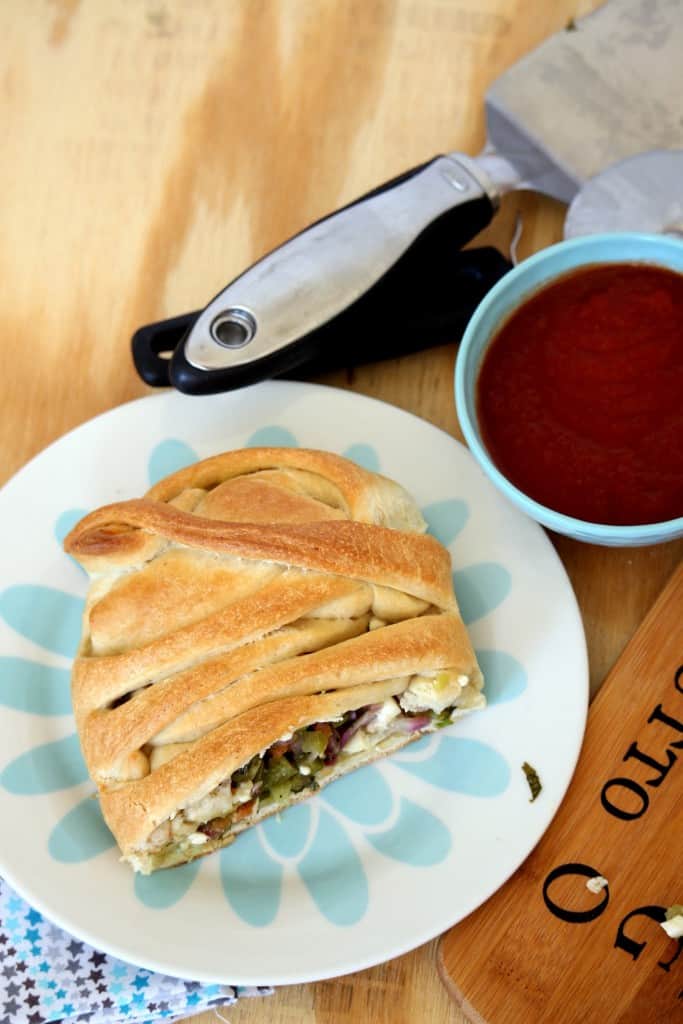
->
[0,429,524,926]
[48,795,117,863]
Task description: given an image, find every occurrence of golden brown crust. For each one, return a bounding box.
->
[65,446,482,870]
[65,501,454,609]
[79,611,472,784]
[81,615,371,774]
[72,573,366,717]
[143,447,423,528]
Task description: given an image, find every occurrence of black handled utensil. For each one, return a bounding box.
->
[134,245,512,393]
[133,0,683,395]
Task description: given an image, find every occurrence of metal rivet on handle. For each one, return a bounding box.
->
[210,308,257,348]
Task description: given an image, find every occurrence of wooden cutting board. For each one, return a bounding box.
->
[439,563,683,1024]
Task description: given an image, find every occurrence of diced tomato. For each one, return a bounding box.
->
[199,815,232,839]
[269,740,291,760]
[233,798,257,822]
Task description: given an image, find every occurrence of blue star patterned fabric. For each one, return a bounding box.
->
[0,877,271,1024]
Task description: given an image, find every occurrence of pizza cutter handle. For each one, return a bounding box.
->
[132,246,512,392]
[172,154,502,393]
[133,310,201,387]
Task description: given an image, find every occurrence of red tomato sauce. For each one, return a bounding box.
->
[476,263,683,526]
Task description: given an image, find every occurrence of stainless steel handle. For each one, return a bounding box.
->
[183,154,496,372]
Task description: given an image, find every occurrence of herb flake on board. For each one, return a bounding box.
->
[522,761,542,802]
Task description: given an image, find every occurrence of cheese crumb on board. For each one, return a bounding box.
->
[661,904,683,939]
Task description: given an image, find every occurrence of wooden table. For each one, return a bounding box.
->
[1,2,680,1022]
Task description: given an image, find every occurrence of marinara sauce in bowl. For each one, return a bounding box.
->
[455,234,683,545]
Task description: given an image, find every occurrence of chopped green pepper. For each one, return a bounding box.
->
[263,756,297,787]
[299,728,329,758]
[232,755,261,787]
[522,761,542,802]
[432,708,453,729]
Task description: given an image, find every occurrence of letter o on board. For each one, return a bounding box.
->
[600,777,649,820]
[543,863,609,924]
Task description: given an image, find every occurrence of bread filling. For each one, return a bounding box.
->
[134,680,484,872]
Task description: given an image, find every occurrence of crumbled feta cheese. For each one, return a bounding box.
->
[586,875,608,894]
[170,814,196,840]
[661,915,683,939]
[233,781,253,804]
[187,832,208,846]
[399,672,464,714]
[367,698,400,733]
[343,730,373,755]
[183,782,234,823]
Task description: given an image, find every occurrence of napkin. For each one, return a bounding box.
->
[0,877,271,1024]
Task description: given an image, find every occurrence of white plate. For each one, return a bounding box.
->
[0,382,587,985]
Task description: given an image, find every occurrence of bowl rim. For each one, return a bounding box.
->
[454,232,683,543]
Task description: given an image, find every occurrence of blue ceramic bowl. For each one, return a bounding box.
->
[455,233,683,546]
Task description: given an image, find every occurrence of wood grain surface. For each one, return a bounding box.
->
[1,2,680,1023]
[440,564,683,1024]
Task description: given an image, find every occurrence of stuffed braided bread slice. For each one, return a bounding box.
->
[65,447,484,873]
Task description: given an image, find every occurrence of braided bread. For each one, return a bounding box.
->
[65,448,484,873]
